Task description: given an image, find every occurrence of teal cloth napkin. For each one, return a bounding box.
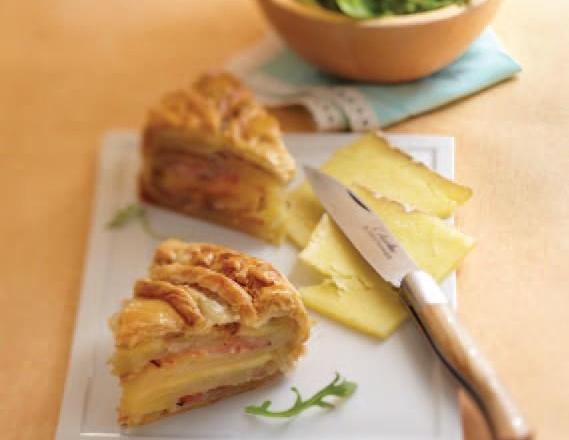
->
[251,29,520,130]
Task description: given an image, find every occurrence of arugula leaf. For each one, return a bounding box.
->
[106,203,163,240]
[107,204,145,228]
[245,373,357,418]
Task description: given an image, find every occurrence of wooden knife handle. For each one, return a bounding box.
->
[400,271,532,440]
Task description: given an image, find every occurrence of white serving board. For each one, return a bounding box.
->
[56,131,461,440]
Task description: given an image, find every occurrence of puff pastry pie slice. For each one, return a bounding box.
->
[110,239,310,426]
[140,72,296,244]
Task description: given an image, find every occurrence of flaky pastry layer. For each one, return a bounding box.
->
[143,72,295,182]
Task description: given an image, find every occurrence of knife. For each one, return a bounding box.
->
[304,166,532,440]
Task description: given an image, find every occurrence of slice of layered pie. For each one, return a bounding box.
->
[109,239,310,426]
[140,72,296,244]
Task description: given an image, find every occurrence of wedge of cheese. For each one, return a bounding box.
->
[299,189,475,338]
[287,132,472,248]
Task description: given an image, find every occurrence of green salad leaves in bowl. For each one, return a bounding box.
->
[298,0,468,19]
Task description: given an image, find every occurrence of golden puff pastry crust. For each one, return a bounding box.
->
[109,239,310,426]
[114,239,310,347]
[152,240,309,329]
[144,72,295,183]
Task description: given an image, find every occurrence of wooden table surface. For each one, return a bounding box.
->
[1,1,568,439]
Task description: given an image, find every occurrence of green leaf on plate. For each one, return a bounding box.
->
[107,204,146,228]
[245,373,357,418]
[106,203,164,240]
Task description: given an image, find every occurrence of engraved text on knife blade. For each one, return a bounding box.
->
[363,225,399,260]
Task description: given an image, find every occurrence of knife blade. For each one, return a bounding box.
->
[304,166,531,440]
[303,165,418,288]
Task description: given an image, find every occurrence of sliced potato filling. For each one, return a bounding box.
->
[155,151,267,211]
[143,144,288,242]
[112,317,294,376]
[114,314,295,424]
[120,349,280,423]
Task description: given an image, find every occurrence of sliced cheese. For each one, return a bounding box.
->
[301,280,405,339]
[287,132,473,248]
[299,190,475,338]
[287,183,326,248]
[355,188,475,282]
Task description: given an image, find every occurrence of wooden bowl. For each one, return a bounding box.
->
[256,0,501,83]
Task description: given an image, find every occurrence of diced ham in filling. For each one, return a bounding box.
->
[174,368,276,409]
[177,391,207,407]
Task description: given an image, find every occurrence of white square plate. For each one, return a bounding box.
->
[56,131,461,440]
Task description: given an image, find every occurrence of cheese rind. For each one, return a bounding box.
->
[287,132,473,248]
[299,190,475,339]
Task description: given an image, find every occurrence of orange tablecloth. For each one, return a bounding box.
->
[1,1,567,438]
